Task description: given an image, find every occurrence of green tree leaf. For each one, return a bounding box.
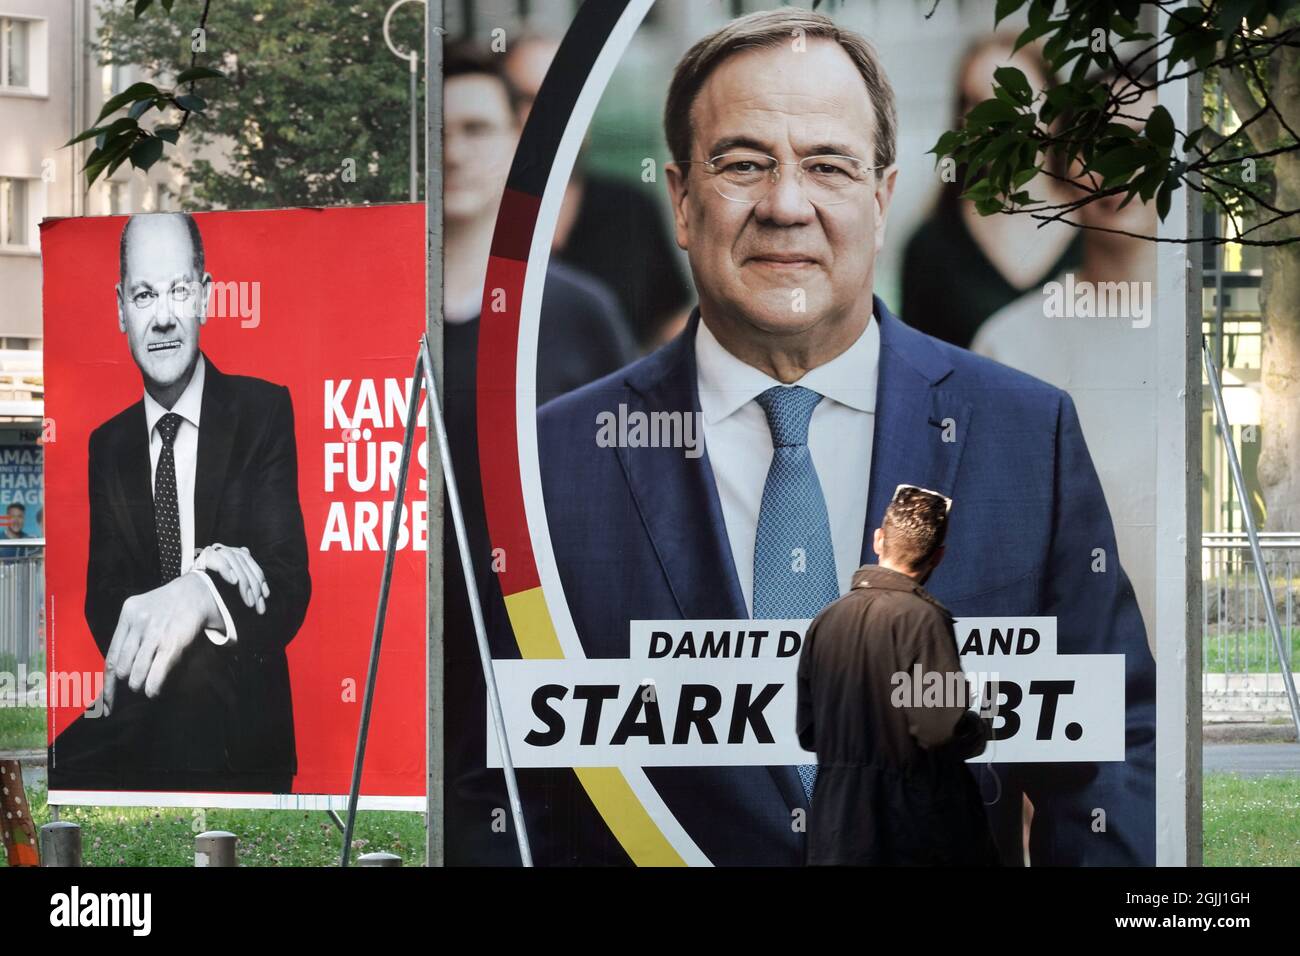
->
[176,66,225,84]
[994,66,1033,106]
[130,136,165,171]
[1145,105,1174,152]
[966,98,1021,126]
[96,81,161,123]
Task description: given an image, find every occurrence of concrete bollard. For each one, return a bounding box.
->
[356,851,402,867]
[195,830,238,867]
[40,821,82,867]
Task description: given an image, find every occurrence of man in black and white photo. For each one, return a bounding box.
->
[50,212,311,794]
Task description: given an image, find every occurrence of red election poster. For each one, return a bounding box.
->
[42,204,426,808]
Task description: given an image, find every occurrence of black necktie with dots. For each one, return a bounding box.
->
[154,412,184,582]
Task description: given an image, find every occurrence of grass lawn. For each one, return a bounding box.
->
[1,698,427,867]
[1204,772,1300,866]
[0,704,45,751]
[1204,627,1300,674]
[3,771,1291,867]
[0,650,48,752]
[1,783,427,867]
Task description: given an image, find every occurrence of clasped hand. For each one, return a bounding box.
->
[101,544,270,710]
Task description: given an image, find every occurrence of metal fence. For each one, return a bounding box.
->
[0,540,43,669]
[1202,532,1300,721]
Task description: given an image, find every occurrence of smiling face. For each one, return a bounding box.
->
[116,214,210,406]
[666,39,897,360]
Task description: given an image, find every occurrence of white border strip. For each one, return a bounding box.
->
[1153,3,1195,867]
[48,790,425,812]
[513,0,709,866]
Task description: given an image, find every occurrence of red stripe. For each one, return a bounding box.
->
[490,188,542,262]
[478,239,540,597]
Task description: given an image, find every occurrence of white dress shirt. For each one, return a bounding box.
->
[695,312,880,616]
[142,354,238,645]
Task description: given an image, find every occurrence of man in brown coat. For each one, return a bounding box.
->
[796,485,998,866]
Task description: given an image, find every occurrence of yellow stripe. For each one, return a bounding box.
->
[503,585,690,864]
[503,586,564,658]
[574,768,686,866]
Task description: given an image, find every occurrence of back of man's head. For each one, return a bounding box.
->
[880,486,949,573]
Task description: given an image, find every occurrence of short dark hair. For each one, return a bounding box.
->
[444,41,524,116]
[665,8,897,172]
[119,213,205,287]
[6,501,25,514]
[881,486,949,570]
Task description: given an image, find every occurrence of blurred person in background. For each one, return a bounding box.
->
[900,32,1082,349]
[972,74,1159,636]
[505,34,695,350]
[441,41,635,864]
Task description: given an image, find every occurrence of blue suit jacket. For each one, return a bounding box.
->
[535,298,1155,866]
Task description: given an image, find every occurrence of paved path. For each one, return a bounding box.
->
[1204,743,1300,776]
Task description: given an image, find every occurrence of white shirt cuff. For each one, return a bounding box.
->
[191,568,238,646]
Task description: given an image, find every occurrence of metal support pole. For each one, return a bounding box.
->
[417,335,532,866]
[194,831,237,867]
[340,347,426,868]
[39,821,81,867]
[340,339,533,866]
[1203,339,1300,738]
[425,0,445,870]
[382,0,423,203]
[409,54,419,202]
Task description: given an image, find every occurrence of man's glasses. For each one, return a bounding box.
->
[129,282,199,311]
[680,151,883,206]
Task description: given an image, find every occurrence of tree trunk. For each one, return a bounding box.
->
[1255,36,1300,531]
[1258,238,1300,531]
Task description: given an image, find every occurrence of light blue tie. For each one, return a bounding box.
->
[753,385,840,804]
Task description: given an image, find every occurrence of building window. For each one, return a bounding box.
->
[101,61,128,99]
[154,182,171,212]
[107,180,127,215]
[0,178,29,247]
[1,18,29,90]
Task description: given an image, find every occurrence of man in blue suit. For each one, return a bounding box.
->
[534,8,1154,866]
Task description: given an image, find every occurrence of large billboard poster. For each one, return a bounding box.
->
[35,1,1190,865]
[443,0,1189,867]
[42,204,427,808]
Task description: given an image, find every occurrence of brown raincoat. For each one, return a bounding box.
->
[795,564,999,866]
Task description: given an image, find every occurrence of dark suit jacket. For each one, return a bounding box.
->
[52,354,311,790]
[533,298,1156,866]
